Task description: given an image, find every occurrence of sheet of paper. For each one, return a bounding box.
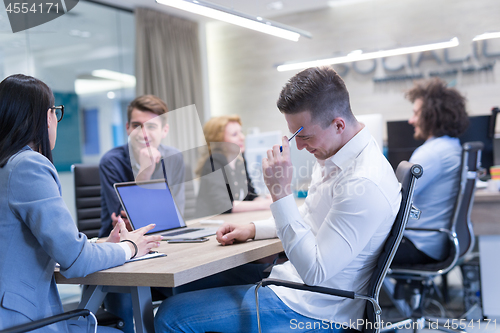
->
[127,251,166,263]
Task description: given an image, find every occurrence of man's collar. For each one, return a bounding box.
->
[324,126,371,173]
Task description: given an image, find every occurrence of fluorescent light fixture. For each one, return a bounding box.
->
[155,0,311,41]
[328,0,374,7]
[75,70,136,95]
[473,32,500,41]
[91,69,136,85]
[277,37,459,72]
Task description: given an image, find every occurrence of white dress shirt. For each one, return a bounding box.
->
[253,127,401,328]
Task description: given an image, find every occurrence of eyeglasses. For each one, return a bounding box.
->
[50,105,64,122]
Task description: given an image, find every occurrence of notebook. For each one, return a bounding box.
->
[114,179,217,240]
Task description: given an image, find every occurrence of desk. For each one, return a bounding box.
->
[470,190,500,318]
[55,210,282,333]
[470,189,500,235]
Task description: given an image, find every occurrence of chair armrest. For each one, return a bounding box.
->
[410,205,421,220]
[260,278,355,299]
[405,227,453,236]
[2,309,94,333]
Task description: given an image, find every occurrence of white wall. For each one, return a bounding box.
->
[206,0,500,140]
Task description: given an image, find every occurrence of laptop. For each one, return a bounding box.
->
[114,179,218,240]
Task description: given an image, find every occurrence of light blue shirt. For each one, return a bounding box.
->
[406,136,462,260]
[0,147,126,331]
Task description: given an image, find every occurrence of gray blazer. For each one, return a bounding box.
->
[0,147,126,332]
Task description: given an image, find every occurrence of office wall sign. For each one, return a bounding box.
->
[329,40,499,83]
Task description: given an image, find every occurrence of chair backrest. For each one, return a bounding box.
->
[73,164,102,238]
[452,141,483,259]
[389,142,484,277]
[364,161,423,333]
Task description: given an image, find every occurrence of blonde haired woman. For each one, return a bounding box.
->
[195,115,272,217]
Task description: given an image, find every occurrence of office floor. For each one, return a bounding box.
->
[380,265,500,333]
[58,265,499,332]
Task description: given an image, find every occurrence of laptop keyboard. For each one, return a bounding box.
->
[162,228,202,237]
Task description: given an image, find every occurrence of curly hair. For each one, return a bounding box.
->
[406,78,469,138]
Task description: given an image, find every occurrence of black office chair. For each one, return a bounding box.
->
[254,161,423,333]
[0,309,96,333]
[73,164,102,238]
[384,142,484,332]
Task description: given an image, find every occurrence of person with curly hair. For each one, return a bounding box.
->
[392,78,469,265]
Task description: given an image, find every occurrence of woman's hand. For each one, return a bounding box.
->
[117,217,162,258]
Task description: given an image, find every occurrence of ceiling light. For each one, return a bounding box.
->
[267,1,284,10]
[75,70,136,95]
[69,29,91,38]
[155,0,311,41]
[328,0,374,7]
[277,37,459,72]
[472,32,500,41]
[91,69,136,85]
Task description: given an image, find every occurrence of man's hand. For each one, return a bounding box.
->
[111,211,132,231]
[136,146,162,181]
[216,223,256,246]
[262,136,293,202]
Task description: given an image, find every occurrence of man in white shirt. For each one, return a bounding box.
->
[155,66,401,332]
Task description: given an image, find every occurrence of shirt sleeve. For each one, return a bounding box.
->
[409,145,442,196]
[252,197,309,240]
[8,153,126,279]
[99,157,125,237]
[252,216,277,239]
[270,178,394,286]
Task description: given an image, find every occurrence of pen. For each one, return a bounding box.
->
[280,126,303,152]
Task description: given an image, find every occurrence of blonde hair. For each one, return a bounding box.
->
[195,115,242,176]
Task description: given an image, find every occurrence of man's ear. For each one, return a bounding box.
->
[162,123,170,138]
[332,118,346,133]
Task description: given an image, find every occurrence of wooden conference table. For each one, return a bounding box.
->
[55,209,283,333]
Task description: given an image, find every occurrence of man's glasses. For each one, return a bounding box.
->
[50,105,64,122]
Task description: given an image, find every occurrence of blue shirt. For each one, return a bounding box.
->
[406,136,462,260]
[99,143,185,237]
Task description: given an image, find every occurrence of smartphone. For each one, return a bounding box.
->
[167,238,209,243]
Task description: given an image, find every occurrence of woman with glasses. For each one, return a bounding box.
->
[0,74,162,332]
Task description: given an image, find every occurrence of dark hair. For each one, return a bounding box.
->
[0,74,54,168]
[406,78,469,138]
[127,95,168,124]
[277,66,355,128]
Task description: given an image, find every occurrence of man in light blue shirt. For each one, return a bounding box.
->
[392,78,469,264]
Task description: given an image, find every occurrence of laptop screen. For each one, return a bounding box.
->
[114,180,186,234]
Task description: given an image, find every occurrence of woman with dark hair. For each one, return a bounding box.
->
[0,74,162,332]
